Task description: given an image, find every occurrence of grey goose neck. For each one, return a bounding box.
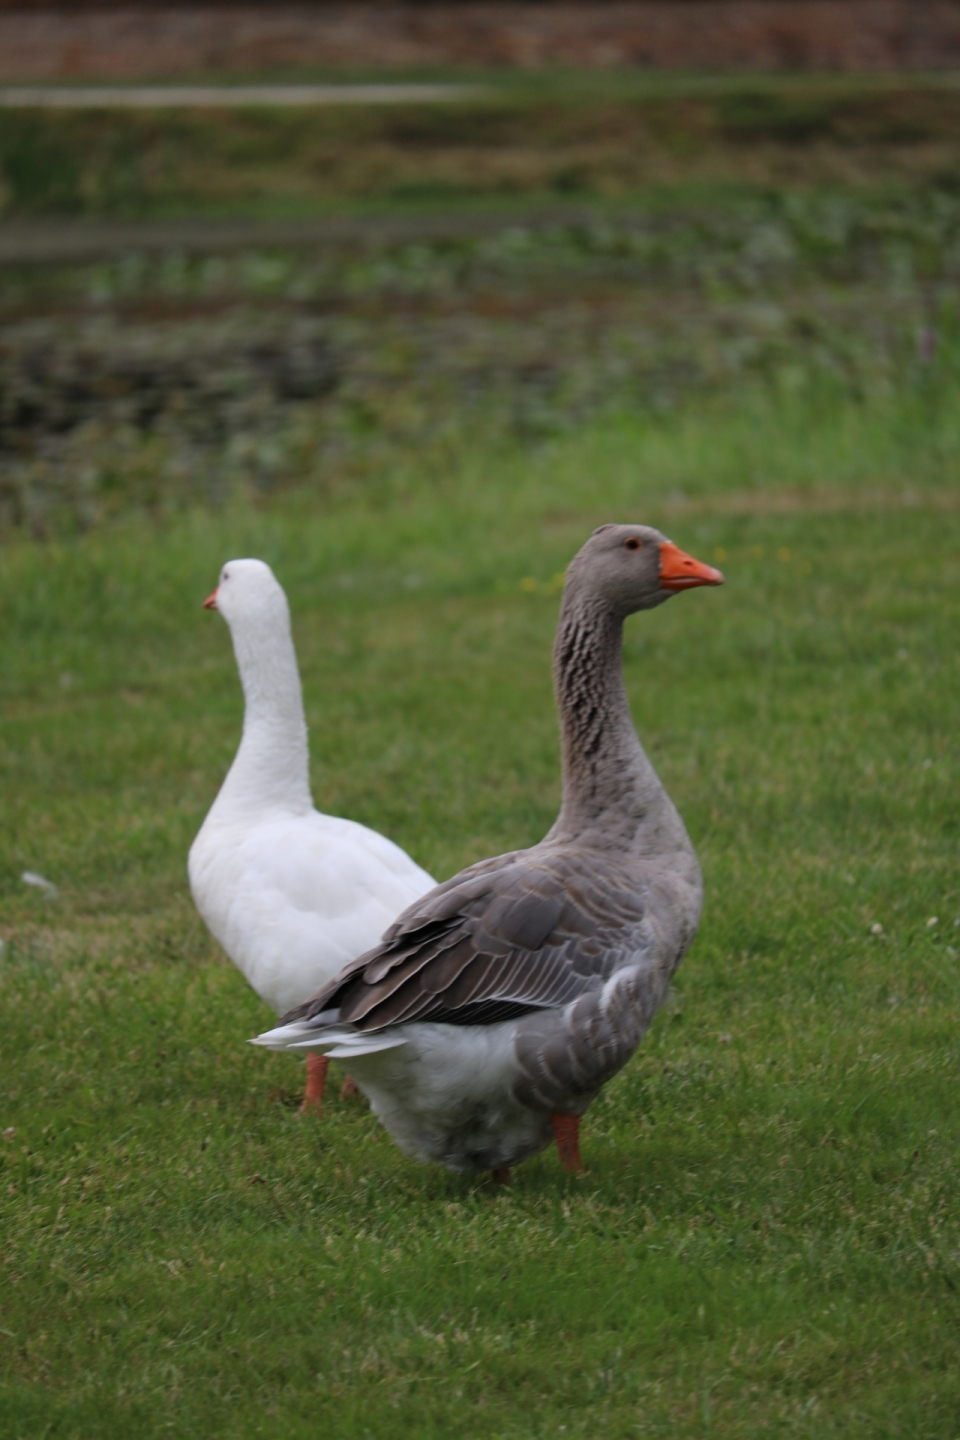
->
[549,587,679,853]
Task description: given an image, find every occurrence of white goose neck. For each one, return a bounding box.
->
[216,606,312,820]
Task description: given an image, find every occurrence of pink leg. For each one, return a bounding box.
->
[300,1053,329,1114]
[340,1075,359,1100]
[550,1113,584,1174]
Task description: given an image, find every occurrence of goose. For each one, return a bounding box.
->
[254,525,722,1177]
[189,558,435,1112]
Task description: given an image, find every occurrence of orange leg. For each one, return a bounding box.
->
[340,1075,360,1100]
[300,1053,329,1114]
[550,1113,584,1174]
[491,1166,512,1185]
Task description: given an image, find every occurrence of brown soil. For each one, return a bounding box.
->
[1,3,960,82]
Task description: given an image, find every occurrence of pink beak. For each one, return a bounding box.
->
[203,590,219,610]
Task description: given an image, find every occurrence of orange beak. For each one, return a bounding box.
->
[659,541,725,591]
[203,590,219,610]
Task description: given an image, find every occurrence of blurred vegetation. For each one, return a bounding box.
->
[3,75,960,217]
[3,74,960,537]
[2,188,960,534]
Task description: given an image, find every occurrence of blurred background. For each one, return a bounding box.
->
[1,0,960,532]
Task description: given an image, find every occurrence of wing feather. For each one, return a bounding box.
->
[282,848,650,1032]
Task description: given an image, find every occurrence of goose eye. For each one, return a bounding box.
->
[624,538,642,551]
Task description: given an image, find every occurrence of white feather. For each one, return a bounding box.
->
[189,558,434,1018]
[252,1014,550,1171]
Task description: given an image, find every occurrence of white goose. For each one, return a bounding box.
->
[254,526,722,1178]
[189,558,435,1111]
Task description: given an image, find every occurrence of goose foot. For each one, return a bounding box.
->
[491,1166,512,1185]
[550,1113,584,1174]
[340,1075,360,1100]
[300,1054,329,1114]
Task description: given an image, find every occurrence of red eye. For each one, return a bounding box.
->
[624,537,642,551]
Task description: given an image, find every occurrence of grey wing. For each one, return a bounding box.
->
[281,848,652,1031]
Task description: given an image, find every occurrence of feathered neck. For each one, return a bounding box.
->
[548,588,678,850]
[211,607,312,821]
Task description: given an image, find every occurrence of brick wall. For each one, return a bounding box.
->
[0,3,959,81]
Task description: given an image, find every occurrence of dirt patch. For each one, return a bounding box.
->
[1,4,960,80]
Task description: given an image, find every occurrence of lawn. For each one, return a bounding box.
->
[2,72,960,1440]
[2,382,959,1437]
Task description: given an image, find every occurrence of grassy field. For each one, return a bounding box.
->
[2,69,960,1440]
[2,379,959,1437]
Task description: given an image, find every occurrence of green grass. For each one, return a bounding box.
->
[1,365,959,1435]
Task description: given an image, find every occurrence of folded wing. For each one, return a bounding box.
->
[281,848,650,1032]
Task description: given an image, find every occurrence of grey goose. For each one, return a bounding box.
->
[254,524,723,1177]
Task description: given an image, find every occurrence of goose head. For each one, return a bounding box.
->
[564,523,724,617]
[203,558,291,636]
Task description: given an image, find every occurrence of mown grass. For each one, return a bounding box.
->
[1,362,959,1436]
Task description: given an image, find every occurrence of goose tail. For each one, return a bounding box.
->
[251,1019,408,1060]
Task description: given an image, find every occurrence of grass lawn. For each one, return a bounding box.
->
[1,377,959,1436]
[2,64,960,1438]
